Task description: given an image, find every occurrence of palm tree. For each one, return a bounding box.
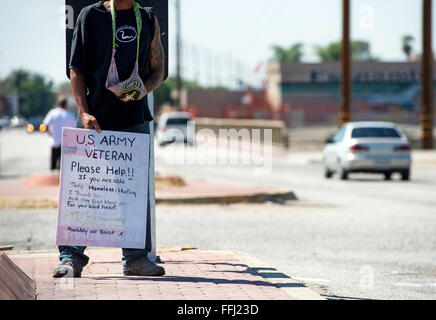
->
[314,40,377,62]
[402,35,414,61]
[271,43,303,62]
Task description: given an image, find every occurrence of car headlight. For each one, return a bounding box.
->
[27,124,35,133]
[39,124,47,132]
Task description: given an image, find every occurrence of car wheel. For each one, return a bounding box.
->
[324,167,333,179]
[401,169,410,181]
[384,172,392,181]
[337,163,348,180]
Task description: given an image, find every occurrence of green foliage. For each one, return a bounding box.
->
[352,40,373,61]
[402,35,414,60]
[314,42,341,62]
[314,40,377,62]
[154,76,200,112]
[0,69,56,118]
[270,43,303,62]
[57,81,72,93]
[154,78,175,111]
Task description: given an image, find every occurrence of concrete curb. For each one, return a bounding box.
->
[211,250,325,300]
[0,252,36,300]
[0,189,297,209]
[156,189,297,205]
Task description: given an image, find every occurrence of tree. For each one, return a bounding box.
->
[57,81,72,94]
[352,40,372,61]
[402,35,414,61]
[314,42,341,62]
[154,77,200,113]
[1,69,56,118]
[315,40,377,62]
[154,78,175,112]
[270,43,304,62]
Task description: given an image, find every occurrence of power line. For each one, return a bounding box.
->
[231,0,290,55]
[169,37,263,89]
[229,0,280,51]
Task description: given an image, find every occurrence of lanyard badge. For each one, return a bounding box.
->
[105,0,148,102]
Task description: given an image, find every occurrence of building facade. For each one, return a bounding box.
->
[267,61,434,126]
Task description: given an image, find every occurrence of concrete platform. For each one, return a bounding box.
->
[6,248,324,300]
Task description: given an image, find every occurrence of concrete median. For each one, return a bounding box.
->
[0,174,298,209]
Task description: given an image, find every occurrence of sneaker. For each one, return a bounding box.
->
[123,258,165,276]
[53,260,82,278]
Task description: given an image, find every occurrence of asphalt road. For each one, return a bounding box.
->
[1,128,436,300]
[153,141,436,300]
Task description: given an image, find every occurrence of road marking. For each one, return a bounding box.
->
[393,282,423,288]
[292,277,330,283]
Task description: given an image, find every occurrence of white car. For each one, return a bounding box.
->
[156,112,195,146]
[323,121,411,181]
[10,115,27,128]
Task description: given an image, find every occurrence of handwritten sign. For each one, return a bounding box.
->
[56,128,150,249]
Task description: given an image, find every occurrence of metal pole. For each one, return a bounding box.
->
[339,0,352,126]
[147,92,157,261]
[11,90,19,117]
[421,0,434,149]
[175,0,182,109]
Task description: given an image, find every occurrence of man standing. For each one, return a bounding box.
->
[43,97,76,170]
[53,0,165,278]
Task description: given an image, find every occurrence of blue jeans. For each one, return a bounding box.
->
[58,122,153,270]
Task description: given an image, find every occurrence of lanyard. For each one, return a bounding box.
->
[110,0,142,61]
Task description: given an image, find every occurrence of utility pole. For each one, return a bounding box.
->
[421,0,434,149]
[10,90,20,117]
[175,0,182,109]
[339,0,352,126]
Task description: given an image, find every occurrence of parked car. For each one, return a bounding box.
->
[156,112,195,146]
[26,116,47,133]
[323,121,411,181]
[10,115,27,128]
[0,116,10,129]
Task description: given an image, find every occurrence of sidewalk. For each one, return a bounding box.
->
[6,247,324,300]
[0,174,296,208]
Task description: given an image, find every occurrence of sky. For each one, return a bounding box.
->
[0,0,432,87]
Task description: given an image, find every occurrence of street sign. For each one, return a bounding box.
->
[65,0,168,80]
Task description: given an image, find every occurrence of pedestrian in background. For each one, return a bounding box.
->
[43,96,76,170]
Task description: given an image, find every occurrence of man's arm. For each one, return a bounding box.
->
[43,111,52,136]
[145,16,165,93]
[70,68,101,132]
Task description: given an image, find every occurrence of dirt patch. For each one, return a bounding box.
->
[155,174,186,190]
[0,198,58,209]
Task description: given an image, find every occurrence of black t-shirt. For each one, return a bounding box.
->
[70,1,154,130]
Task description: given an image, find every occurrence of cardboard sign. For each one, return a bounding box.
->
[56,128,150,249]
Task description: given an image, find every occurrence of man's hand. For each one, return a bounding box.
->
[70,68,102,132]
[80,112,101,133]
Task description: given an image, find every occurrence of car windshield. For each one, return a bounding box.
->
[166,118,190,126]
[351,127,401,138]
